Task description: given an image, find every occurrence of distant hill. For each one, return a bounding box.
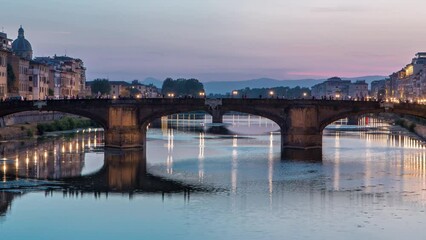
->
[139,76,387,94]
[140,77,163,88]
[203,76,387,94]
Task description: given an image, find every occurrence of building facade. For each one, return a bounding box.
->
[387,53,426,101]
[311,77,369,100]
[35,55,87,98]
[348,80,368,100]
[370,79,386,100]
[311,77,351,100]
[0,32,13,100]
[0,26,87,100]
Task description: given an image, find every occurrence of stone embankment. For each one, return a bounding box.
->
[0,112,97,140]
[398,118,426,140]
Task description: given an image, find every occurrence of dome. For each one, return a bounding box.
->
[12,26,33,60]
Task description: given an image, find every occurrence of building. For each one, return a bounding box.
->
[7,54,31,99]
[109,81,130,98]
[348,80,368,100]
[107,80,161,98]
[0,32,12,51]
[0,49,7,99]
[86,80,161,98]
[311,77,370,100]
[311,77,351,99]
[3,26,87,99]
[370,79,386,100]
[0,32,13,100]
[28,61,50,100]
[34,55,87,98]
[11,26,32,60]
[387,52,426,101]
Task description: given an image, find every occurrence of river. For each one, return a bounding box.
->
[0,115,425,240]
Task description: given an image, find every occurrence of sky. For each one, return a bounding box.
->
[2,0,426,82]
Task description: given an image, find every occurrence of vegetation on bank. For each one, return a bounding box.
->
[91,78,111,95]
[37,117,99,134]
[395,118,416,132]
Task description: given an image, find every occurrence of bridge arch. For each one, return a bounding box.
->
[319,109,384,131]
[319,103,426,131]
[0,100,109,129]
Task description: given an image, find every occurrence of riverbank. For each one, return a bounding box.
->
[0,123,36,140]
[395,117,426,140]
[0,117,99,141]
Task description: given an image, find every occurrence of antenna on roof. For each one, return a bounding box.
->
[1,27,3,33]
[65,49,67,56]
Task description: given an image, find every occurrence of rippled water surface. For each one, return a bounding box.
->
[1,115,426,240]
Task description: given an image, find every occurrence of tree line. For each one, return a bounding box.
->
[161,78,204,97]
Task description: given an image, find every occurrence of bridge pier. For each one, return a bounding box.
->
[105,126,146,149]
[281,106,322,150]
[281,130,322,149]
[211,110,223,124]
[104,106,145,149]
[104,149,146,191]
[347,116,360,125]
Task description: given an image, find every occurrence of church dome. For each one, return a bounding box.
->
[12,26,33,60]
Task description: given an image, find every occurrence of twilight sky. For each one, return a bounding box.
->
[2,0,426,82]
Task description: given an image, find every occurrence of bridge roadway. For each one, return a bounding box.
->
[1,98,425,152]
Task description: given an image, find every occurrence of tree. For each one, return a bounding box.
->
[7,64,18,94]
[161,78,204,97]
[91,79,111,95]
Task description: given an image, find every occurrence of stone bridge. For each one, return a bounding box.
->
[1,99,425,151]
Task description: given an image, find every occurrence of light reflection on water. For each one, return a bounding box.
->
[0,115,426,239]
[0,130,104,181]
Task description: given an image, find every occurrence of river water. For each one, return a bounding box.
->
[0,115,426,240]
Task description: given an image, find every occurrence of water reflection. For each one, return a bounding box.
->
[0,131,103,181]
[1,115,426,239]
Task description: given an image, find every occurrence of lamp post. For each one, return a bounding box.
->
[335,94,340,100]
[199,91,205,98]
[232,90,238,98]
[269,91,274,99]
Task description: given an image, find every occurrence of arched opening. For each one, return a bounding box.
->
[0,110,106,181]
[321,111,426,155]
[144,111,282,184]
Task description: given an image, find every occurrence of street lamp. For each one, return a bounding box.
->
[232,90,238,98]
[303,92,307,98]
[269,91,274,98]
